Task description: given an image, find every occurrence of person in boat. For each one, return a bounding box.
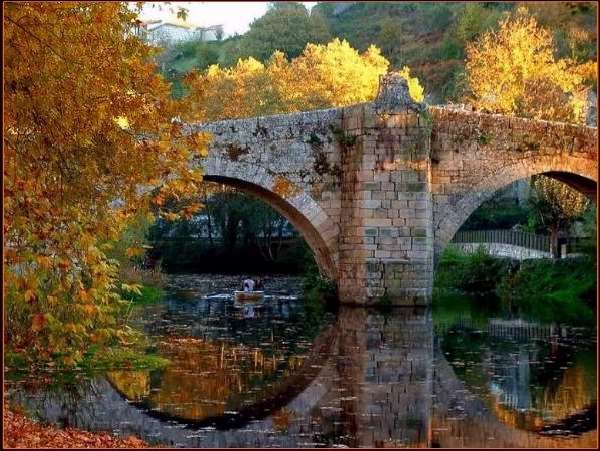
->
[243,305,255,318]
[242,277,255,292]
[255,277,264,291]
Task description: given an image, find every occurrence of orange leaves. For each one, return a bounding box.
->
[4,247,20,264]
[125,246,144,258]
[24,290,37,304]
[169,121,183,139]
[36,255,52,270]
[4,2,214,364]
[83,304,97,316]
[272,175,300,199]
[78,289,93,303]
[161,211,181,222]
[4,2,215,366]
[182,202,202,219]
[188,132,211,158]
[153,193,165,206]
[31,314,45,332]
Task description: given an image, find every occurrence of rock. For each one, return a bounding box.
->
[374,72,427,115]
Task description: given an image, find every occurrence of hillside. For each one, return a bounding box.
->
[158,1,596,103]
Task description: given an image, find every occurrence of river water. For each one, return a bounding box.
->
[5,274,597,448]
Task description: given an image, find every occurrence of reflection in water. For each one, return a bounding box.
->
[5,283,597,448]
[108,336,306,422]
[434,308,596,448]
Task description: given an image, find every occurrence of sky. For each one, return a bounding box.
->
[138,2,318,37]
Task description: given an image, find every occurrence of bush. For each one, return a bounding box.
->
[436,38,463,60]
[435,245,509,294]
[459,246,509,293]
[497,257,596,325]
[302,256,338,332]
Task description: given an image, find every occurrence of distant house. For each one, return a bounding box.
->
[134,20,224,45]
[147,22,196,44]
[196,25,224,42]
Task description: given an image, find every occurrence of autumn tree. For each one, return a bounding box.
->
[287,40,392,109]
[528,176,589,258]
[184,39,423,122]
[4,2,206,364]
[465,6,595,123]
[465,7,594,250]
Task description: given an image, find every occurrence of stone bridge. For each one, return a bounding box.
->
[186,74,598,305]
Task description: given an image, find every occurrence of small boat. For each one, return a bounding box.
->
[234,290,265,302]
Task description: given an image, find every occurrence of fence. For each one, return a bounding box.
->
[452,229,550,252]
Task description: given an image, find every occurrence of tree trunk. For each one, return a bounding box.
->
[224,212,239,256]
[550,225,560,259]
[203,191,214,247]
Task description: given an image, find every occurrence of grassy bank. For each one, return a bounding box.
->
[434,246,596,326]
[497,257,596,325]
[121,284,165,305]
[6,280,169,374]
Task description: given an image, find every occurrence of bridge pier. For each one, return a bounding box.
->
[337,75,434,306]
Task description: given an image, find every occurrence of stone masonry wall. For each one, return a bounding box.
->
[189,108,345,279]
[430,105,598,260]
[337,103,433,305]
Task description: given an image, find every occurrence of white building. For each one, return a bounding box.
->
[196,25,224,42]
[134,20,224,45]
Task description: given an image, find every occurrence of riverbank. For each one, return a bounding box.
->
[3,401,148,448]
[434,246,596,326]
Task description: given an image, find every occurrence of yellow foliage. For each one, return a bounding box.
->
[398,66,424,103]
[531,176,589,222]
[113,116,130,130]
[125,246,145,258]
[185,39,398,121]
[121,283,142,295]
[4,2,208,364]
[465,7,593,123]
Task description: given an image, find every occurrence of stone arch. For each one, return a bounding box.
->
[201,158,339,279]
[433,156,597,260]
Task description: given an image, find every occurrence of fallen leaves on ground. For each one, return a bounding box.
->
[3,402,148,448]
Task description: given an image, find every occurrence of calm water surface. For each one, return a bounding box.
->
[6,275,597,448]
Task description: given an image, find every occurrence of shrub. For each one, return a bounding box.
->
[458,246,509,293]
[435,245,509,294]
[302,257,338,331]
[497,257,596,325]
